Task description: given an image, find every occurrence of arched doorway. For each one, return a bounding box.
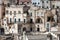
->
[37,25,40,32]
[37,27,40,32]
[23,27,26,31]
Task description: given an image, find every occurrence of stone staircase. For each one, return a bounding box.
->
[26,34,47,40]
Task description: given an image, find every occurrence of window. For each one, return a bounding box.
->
[56,11,58,15]
[18,11,21,14]
[14,18,16,23]
[46,1,48,3]
[33,3,34,4]
[10,11,12,15]
[4,19,6,21]
[37,27,40,32]
[38,25,39,27]
[0,28,4,35]
[51,17,54,21]
[14,11,16,15]
[47,6,48,8]
[35,2,36,5]
[7,3,10,7]
[42,1,44,3]
[9,27,11,29]
[36,18,42,23]
[47,23,49,32]
[10,18,12,23]
[24,19,25,23]
[42,6,44,8]
[30,27,32,31]
[18,19,20,22]
[33,2,36,5]
[30,13,32,16]
[47,17,54,22]
[23,27,26,31]
[57,6,59,9]
[27,2,29,4]
[41,12,44,16]
[5,27,7,29]
[47,23,49,28]
[6,10,8,14]
[52,5,55,8]
[47,17,51,22]
[38,2,40,4]
[12,26,15,29]
[30,19,33,23]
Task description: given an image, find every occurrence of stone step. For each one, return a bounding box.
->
[27,34,47,40]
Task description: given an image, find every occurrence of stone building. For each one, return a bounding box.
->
[45,9,58,32]
[0,0,5,26]
[3,5,26,34]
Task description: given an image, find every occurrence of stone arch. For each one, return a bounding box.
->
[36,17,43,23]
[23,27,26,31]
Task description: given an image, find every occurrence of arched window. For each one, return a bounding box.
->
[14,18,16,23]
[30,19,33,23]
[18,19,20,22]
